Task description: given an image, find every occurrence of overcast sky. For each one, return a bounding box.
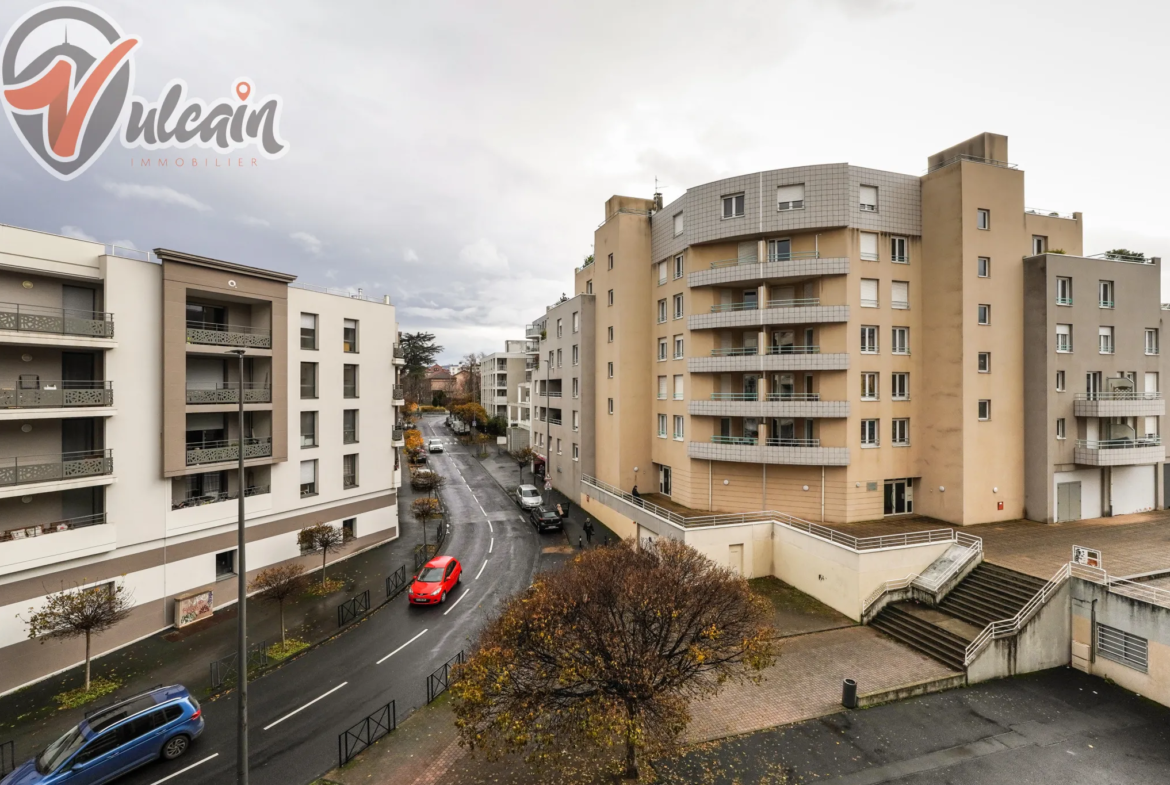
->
[1,0,1166,363]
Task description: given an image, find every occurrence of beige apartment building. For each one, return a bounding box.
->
[567,133,1162,527]
[0,225,404,693]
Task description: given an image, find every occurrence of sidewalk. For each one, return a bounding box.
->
[0,482,432,764]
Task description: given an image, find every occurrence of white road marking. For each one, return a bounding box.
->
[443,590,469,616]
[477,503,488,517]
[263,682,348,731]
[148,753,219,785]
[489,537,494,554]
[377,628,428,664]
[488,520,494,532]
[475,559,488,580]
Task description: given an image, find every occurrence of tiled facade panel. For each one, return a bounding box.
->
[1073,400,1165,418]
[688,441,850,466]
[688,400,850,419]
[1073,445,1163,466]
[688,257,851,288]
[688,305,850,331]
[687,354,851,374]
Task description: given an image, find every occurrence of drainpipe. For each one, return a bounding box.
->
[1090,598,1098,664]
[821,465,825,522]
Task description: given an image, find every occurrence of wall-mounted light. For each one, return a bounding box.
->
[22,281,33,289]
[228,279,238,288]
[21,496,32,504]
[802,485,810,491]
[939,486,946,492]
[633,466,638,473]
[993,486,998,493]
[723,479,729,485]
[20,424,32,433]
[855,481,861,488]
[21,354,32,362]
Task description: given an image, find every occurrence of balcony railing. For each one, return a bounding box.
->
[1075,437,1162,450]
[185,382,271,404]
[766,392,821,401]
[0,449,113,488]
[1056,297,1073,306]
[392,428,404,442]
[1,512,107,543]
[0,302,114,338]
[393,346,404,360]
[0,380,112,408]
[185,320,271,349]
[767,345,820,355]
[710,301,760,313]
[343,474,357,489]
[343,384,359,398]
[171,485,269,511]
[710,347,760,357]
[185,437,272,466]
[709,251,821,269]
[392,386,404,400]
[766,437,820,447]
[711,435,757,445]
[767,298,820,309]
[710,393,758,401]
[1099,300,1114,309]
[1075,392,1162,401]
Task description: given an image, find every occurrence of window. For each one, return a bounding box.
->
[215,549,236,579]
[892,281,909,310]
[572,312,579,333]
[608,362,614,378]
[768,238,791,262]
[608,398,614,414]
[860,232,879,261]
[572,377,579,398]
[657,262,667,286]
[722,193,745,219]
[657,299,667,323]
[1056,277,1072,305]
[978,352,990,373]
[861,419,879,447]
[572,345,579,365]
[861,372,879,400]
[674,254,685,278]
[892,372,909,400]
[658,376,667,400]
[300,313,318,350]
[1099,280,1114,308]
[1146,328,1160,355]
[1032,235,1047,255]
[1056,324,1072,353]
[977,304,990,325]
[673,375,684,400]
[891,237,908,263]
[607,326,614,342]
[978,400,991,421]
[674,335,684,358]
[892,327,909,355]
[556,318,563,338]
[1056,418,1066,439]
[548,350,554,367]
[608,289,614,306]
[860,325,878,354]
[343,409,358,444]
[572,410,579,431]
[556,438,562,455]
[343,364,358,398]
[978,257,990,278]
[300,411,318,448]
[976,209,990,229]
[300,362,318,399]
[586,280,593,294]
[1099,326,1114,354]
[657,413,667,437]
[860,278,879,307]
[343,318,358,352]
[343,454,358,489]
[1097,624,1148,673]
[300,459,318,497]
[673,294,684,319]
[608,253,614,270]
[1056,370,1066,391]
[859,185,878,212]
[673,415,685,440]
[673,213,683,236]
[658,338,668,361]
[343,518,356,540]
[556,349,562,367]
[892,418,909,446]
[777,183,804,211]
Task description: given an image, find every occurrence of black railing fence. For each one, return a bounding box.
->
[209,640,268,690]
[386,564,407,599]
[337,589,371,628]
[427,650,465,703]
[0,739,14,776]
[338,701,396,767]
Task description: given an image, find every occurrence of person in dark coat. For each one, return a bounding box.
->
[583,518,595,544]
[631,485,641,499]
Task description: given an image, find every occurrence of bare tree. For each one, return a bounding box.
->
[249,564,306,646]
[22,582,134,691]
[511,446,537,484]
[297,524,346,587]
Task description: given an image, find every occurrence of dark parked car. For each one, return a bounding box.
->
[528,507,563,532]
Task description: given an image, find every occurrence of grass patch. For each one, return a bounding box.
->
[749,576,844,617]
[304,577,347,597]
[267,639,309,661]
[54,677,121,711]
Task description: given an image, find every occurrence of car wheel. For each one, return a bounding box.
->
[440,591,447,603]
[162,735,190,761]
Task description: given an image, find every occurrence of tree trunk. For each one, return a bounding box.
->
[321,551,328,586]
[84,629,92,691]
[623,701,639,779]
[278,599,286,646]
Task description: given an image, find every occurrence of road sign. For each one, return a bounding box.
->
[1072,545,1101,568]
[544,479,552,491]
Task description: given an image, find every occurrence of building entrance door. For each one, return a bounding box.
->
[883,478,914,515]
[659,465,672,496]
[1057,481,1082,522]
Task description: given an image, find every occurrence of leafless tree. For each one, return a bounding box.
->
[22,582,134,690]
[297,524,347,587]
[249,564,307,646]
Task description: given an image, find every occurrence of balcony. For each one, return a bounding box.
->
[185,321,271,349]
[185,437,272,466]
[185,382,271,405]
[1,512,107,543]
[0,302,114,340]
[392,428,405,447]
[0,513,115,575]
[689,347,849,374]
[689,395,849,419]
[393,346,405,365]
[392,386,405,404]
[0,450,114,489]
[688,437,849,466]
[170,485,270,511]
[1074,392,1164,418]
[525,323,542,339]
[0,380,112,410]
[525,341,540,354]
[688,301,849,331]
[688,254,850,288]
[1074,438,1163,467]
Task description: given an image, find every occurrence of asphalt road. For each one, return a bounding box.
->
[113,415,543,785]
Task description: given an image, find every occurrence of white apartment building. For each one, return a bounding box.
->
[0,225,403,693]
[479,340,530,449]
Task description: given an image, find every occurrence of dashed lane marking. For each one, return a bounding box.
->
[475,559,488,580]
[443,590,469,616]
[148,754,220,785]
[262,682,348,731]
[377,628,428,665]
[489,537,494,554]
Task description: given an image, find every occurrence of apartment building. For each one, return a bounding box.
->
[527,294,596,500]
[0,226,403,693]
[568,133,1161,527]
[1024,253,1164,522]
[480,340,530,450]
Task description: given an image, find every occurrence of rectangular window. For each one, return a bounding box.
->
[556,318,563,338]
[777,183,805,211]
[572,344,579,365]
[674,254,685,278]
[891,237,908,263]
[556,438,562,455]
[859,185,878,212]
[892,327,909,355]
[768,238,791,262]
[673,213,684,236]
[673,375,684,400]
[673,294,684,319]
[1032,235,1047,255]
[572,410,579,431]
[658,376,667,400]
[608,398,614,414]
[300,313,318,350]
[977,208,990,229]
[343,454,358,489]
[861,372,879,400]
[300,411,318,448]
[861,419,879,447]
[891,281,909,310]
[607,326,614,342]
[573,377,579,398]
[722,193,745,218]
[586,280,593,294]
[215,550,236,579]
[978,352,990,373]
[300,459,318,497]
[556,349,562,367]
[892,372,909,400]
[1056,418,1066,439]
[607,362,614,378]
[343,318,358,352]
[1056,277,1072,305]
[343,518,355,540]
[301,362,318,399]
[892,418,909,446]
[674,335,684,358]
[1099,280,1114,308]
[1097,624,1148,673]
[860,232,879,261]
[978,399,991,421]
[608,253,614,270]
[673,415,685,440]
[978,257,990,278]
[1146,328,1160,355]
[658,338,667,361]
[1099,326,1114,354]
[1056,370,1066,391]
[608,289,614,306]
[572,312,579,333]
[657,299,667,323]
[977,304,990,325]
[343,364,358,398]
[343,409,358,444]
[571,442,579,460]
[657,262,667,286]
[860,278,879,307]
[1056,324,1072,353]
[860,325,878,354]
[657,413,667,437]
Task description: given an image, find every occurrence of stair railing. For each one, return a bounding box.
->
[862,532,983,614]
[963,562,1071,666]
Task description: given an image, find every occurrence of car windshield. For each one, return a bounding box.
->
[37,725,86,774]
[417,566,444,582]
[542,512,558,519]
[521,488,538,497]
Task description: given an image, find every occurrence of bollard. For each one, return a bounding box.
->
[842,678,858,709]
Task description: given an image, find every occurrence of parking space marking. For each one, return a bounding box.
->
[475,559,488,580]
[263,682,348,731]
[377,628,428,664]
[443,590,470,616]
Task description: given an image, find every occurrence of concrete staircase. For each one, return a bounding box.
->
[869,563,1047,672]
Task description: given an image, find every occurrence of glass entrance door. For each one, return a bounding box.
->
[883,478,914,515]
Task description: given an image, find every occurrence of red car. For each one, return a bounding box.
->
[409,555,462,605]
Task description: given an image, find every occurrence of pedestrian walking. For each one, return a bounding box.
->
[584,518,595,544]
[632,485,641,499]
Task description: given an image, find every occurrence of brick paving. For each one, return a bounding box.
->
[684,626,958,743]
[410,738,468,785]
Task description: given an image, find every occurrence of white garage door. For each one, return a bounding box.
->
[1112,465,1156,516]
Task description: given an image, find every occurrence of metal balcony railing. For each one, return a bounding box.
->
[0,450,113,487]
[392,386,404,400]
[185,382,271,404]
[185,437,272,466]
[709,347,759,356]
[1,512,107,543]
[766,437,821,447]
[1099,300,1115,308]
[1075,437,1162,450]
[859,298,879,308]
[185,321,271,349]
[708,251,821,269]
[711,435,757,445]
[766,392,821,401]
[710,301,759,313]
[343,474,357,489]
[0,380,112,408]
[1056,297,1073,306]
[392,429,404,442]
[767,298,820,309]
[710,393,759,401]
[0,301,114,338]
[1075,392,1162,401]
[767,345,820,355]
[393,346,404,359]
[171,485,270,511]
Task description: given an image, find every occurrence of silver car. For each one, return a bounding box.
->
[428,439,444,453]
[516,484,543,509]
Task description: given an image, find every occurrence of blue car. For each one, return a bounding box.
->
[2,685,204,785]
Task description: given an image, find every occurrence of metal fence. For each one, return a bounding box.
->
[427,650,465,703]
[337,589,371,628]
[209,640,269,690]
[0,739,14,776]
[338,701,396,767]
[386,565,408,599]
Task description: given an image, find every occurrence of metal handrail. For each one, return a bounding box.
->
[861,533,983,612]
[1075,391,1162,401]
[1055,297,1073,305]
[0,301,114,337]
[185,437,271,451]
[765,437,820,447]
[1025,208,1075,220]
[0,380,112,408]
[711,435,757,445]
[766,298,820,309]
[859,298,879,307]
[1076,437,1162,449]
[185,320,270,335]
[926,153,1017,174]
[766,392,821,401]
[171,485,270,510]
[289,282,386,303]
[1099,300,1115,308]
[710,301,760,313]
[1,512,108,542]
[709,347,759,356]
[964,562,1070,665]
[710,393,758,401]
[766,345,820,355]
[1087,252,1153,265]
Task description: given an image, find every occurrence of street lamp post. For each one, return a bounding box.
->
[228,349,249,785]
